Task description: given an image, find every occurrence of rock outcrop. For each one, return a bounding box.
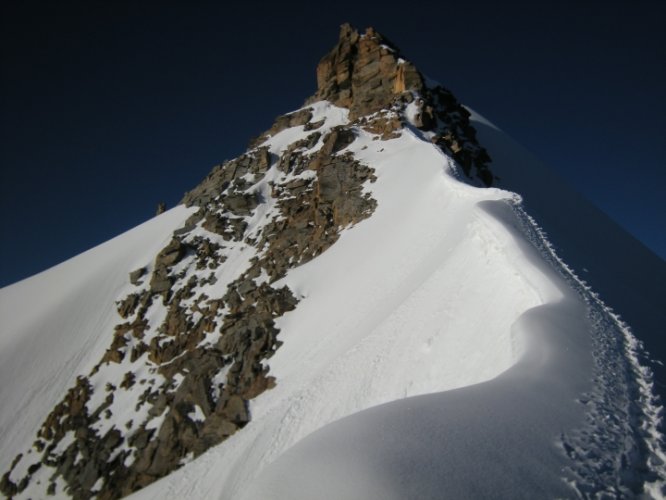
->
[309,23,493,186]
[309,24,424,120]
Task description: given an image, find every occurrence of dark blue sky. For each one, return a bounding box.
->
[1,1,664,287]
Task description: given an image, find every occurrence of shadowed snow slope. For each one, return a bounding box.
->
[471,111,666,399]
[127,111,665,499]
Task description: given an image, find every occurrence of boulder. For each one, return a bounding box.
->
[129,267,146,285]
[319,127,356,156]
[116,293,140,319]
[218,395,249,425]
[156,239,185,267]
[149,269,172,294]
[222,192,259,216]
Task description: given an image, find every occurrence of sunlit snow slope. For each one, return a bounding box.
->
[123,107,664,499]
[1,99,664,498]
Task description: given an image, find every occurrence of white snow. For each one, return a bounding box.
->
[1,101,664,499]
[187,405,206,423]
[404,99,421,126]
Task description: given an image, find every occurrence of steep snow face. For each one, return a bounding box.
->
[126,104,664,499]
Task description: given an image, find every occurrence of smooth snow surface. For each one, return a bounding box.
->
[1,101,664,499]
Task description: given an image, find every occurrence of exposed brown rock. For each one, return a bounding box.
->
[221,192,259,216]
[305,23,493,185]
[116,293,141,319]
[320,127,356,156]
[218,395,249,425]
[129,267,146,285]
[181,147,272,207]
[309,23,424,120]
[202,213,247,242]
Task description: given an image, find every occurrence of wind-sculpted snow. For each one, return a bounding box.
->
[469,110,666,401]
[508,203,666,497]
[214,199,665,500]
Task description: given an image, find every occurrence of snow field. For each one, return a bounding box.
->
[130,113,584,499]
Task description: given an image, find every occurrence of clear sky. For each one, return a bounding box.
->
[1,1,664,287]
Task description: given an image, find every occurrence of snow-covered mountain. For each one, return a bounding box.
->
[1,24,665,499]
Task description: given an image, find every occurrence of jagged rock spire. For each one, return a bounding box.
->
[309,24,425,120]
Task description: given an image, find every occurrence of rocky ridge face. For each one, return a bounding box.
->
[1,24,493,499]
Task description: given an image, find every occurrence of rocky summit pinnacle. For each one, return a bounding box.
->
[309,24,425,120]
[281,23,493,186]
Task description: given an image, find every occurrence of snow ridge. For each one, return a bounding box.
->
[510,202,666,497]
[2,22,664,497]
